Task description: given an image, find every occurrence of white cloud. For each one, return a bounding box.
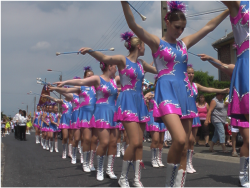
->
[31,41,51,50]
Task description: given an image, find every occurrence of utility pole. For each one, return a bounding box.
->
[34,96,36,113]
[161,1,168,37]
[27,105,28,114]
[59,74,62,113]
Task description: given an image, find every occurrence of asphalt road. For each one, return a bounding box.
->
[1,132,240,187]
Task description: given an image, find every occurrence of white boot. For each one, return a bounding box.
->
[121,142,125,156]
[189,150,196,173]
[43,140,47,150]
[41,138,44,147]
[151,148,159,167]
[186,150,194,174]
[82,151,91,172]
[55,142,59,152]
[46,140,50,151]
[80,152,83,164]
[37,136,40,143]
[165,163,180,187]
[118,160,131,188]
[50,141,54,152]
[35,136,39,144]
[106,155,117,179]
[71,147,77,164]
[62,144,67,159]
[89,150,96,171]
[239,157,249,187]
[157,148,164,167]
[133,160,144,187]
[78,141,81,153]
[96,155,105,181]
[174,169,187,187]
[116,143,121,157]
[68,144,72,158]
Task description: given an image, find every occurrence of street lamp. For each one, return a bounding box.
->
[47,69,62,112]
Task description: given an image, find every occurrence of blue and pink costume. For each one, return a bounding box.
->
[114,58,149,123]
[50,113,61,132]
[190,83,201,128]
[42,112,50,132]
[152,39,195,122]
[146,93,167,132]
[228,1,249,124]
[78,86,96,128]
[91,77,118,129]
[69,94,80,129]
[33,111,41,129]
[59,100,72,129]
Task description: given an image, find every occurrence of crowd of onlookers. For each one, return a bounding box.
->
[1,109,33,140]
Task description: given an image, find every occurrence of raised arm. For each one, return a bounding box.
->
[49,86,80,95]
[222,1,241,18]
[41,94,64,104]
[78,47,126,70]
[121,1,159,53]
[204,99,216,126]
[140,59,157,74]
[196,83,230,94]
[198,54,235,76]
[54,76,100,89]
[182,9,229,49]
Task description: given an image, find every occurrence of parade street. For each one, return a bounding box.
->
[2,131,240,187]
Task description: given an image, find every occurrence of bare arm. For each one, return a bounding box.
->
[198,54,235,76]
[115,75,120,86]
[205,100,216,126]
[222,1,240,18]
[42,113,49,126]
[182,9,229,49]
[196,83,230,94]
[78,47,126,70]
[54,76,100,89]
[49,87,80,95]
[121,1,160,53]
[32,112,35,124]
[140,59,157,74]
[41,94,64,104]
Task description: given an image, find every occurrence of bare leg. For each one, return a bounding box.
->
[107,128,119,155]
[91,128,98,151]
[81,128,92,152]
[189,127,198,150]
[72,129,80,147]
[68,129,74,145]
[239,127,249,157]
[134,123,145,161]
[150,131,160,149]
[62,129,68,144]
[96,129,110,156]
[231,132,237,154]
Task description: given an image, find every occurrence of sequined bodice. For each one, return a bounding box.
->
[79,86,96,107]
[35,111,41,119]
[96,77,118,106]
[119,57,144,92]
[62,100,72,115]
[71,94,80,111]
[230,1,249,57]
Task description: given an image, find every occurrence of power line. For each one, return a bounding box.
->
[186,8,227,18]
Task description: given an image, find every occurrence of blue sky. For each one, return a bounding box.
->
[1,1,232,117]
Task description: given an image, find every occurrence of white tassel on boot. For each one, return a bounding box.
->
[50,141,54,152]
[174,169,187,187]
[118,160,131,188]
[82,151,91,172]
[151,148,159,167]
[186,150,194,174]
[96,155,105,181]
[239,157,249,187]
[68,144,72,158]
[157,148,164,167]
[106,155,117,179]
[89,150,96,171]
[121,142,126,156]
[55,141,59,152]
[62,144,67,159]
[78,141,81,153]
[116,143,121,157]
[165,163,180,187]
[46,140,50,150]
[133,160,144,187]
[71,147,77,164]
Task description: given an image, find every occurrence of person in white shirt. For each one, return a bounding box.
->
[18,110,29,141]
[13,110,22,139]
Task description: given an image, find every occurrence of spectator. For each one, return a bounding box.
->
[196,94,210,147]
[1,117,6,137]
[205,93,228,152]
[18,110,29,141]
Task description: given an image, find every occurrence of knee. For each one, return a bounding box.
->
[189,136,195,145]
[174,137,186,149]
[99,139,109,148]
[84,136,91,146]
[151,138,159,146]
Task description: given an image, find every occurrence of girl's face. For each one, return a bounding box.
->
[85,71,94,78]
[109,65,117,78]
[166,20,186,40]
[187,68,194,82]
[37,106,40,111]
[199,96,205,103]
[138,42,145,56]
[54,106,58,113]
